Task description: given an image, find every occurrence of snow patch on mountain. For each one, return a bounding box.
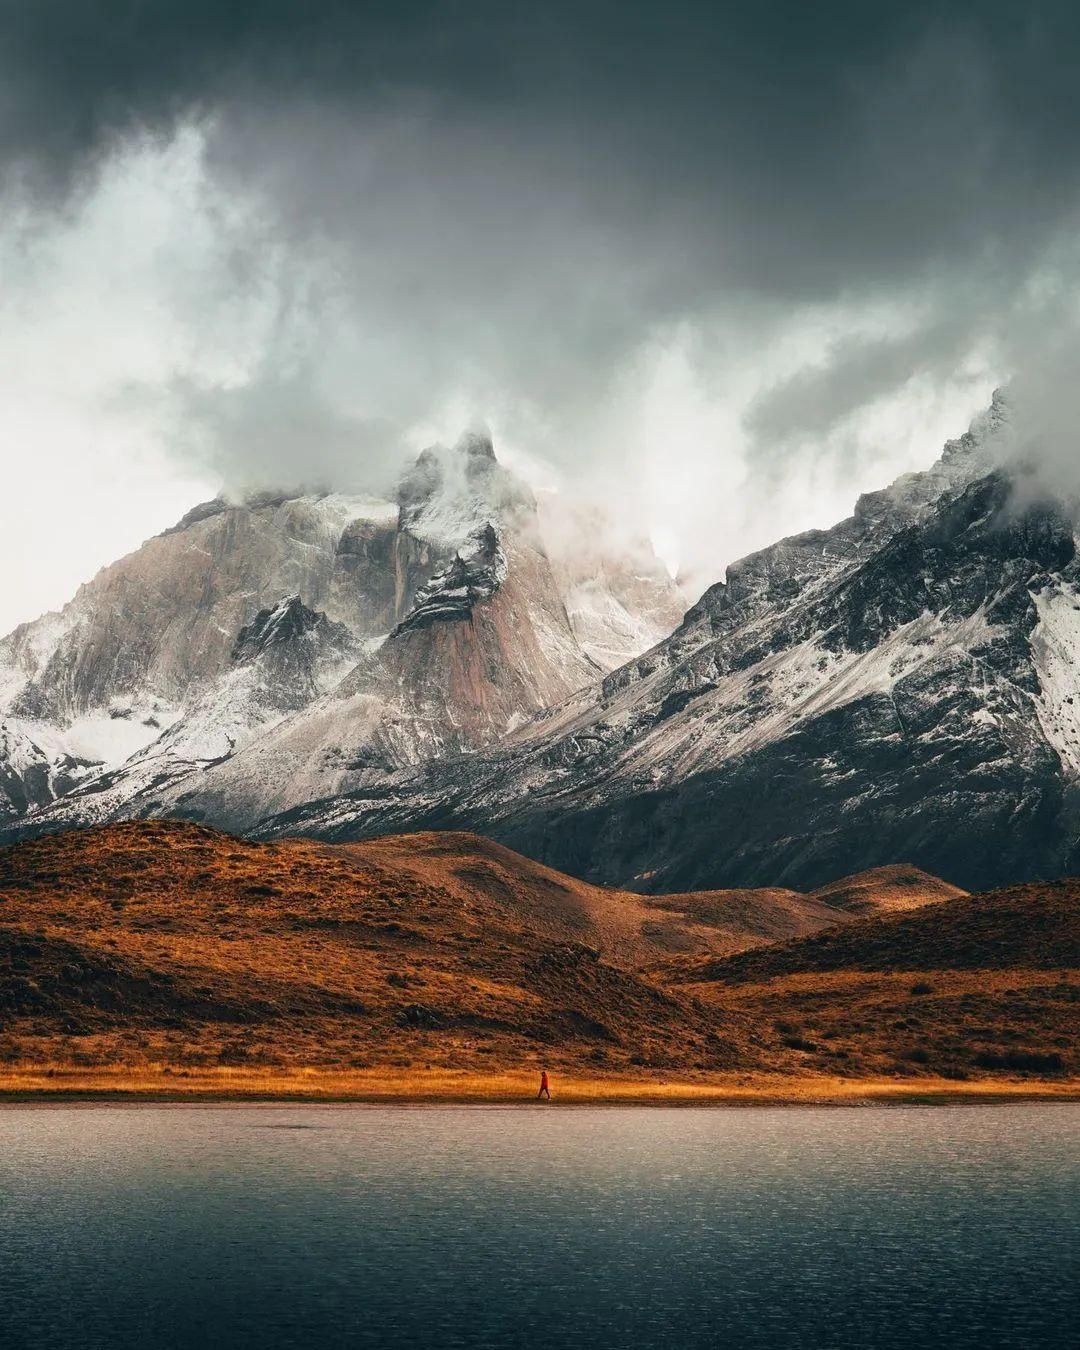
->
[648,607,1003,782]
[60,701,182,765]
[1031,578,1080,775]
[20,592,361,832]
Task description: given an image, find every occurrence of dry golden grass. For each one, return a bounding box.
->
[809,864,967,914]
[0,820,758,1079]
[682,968,1080,1082]
[3,1064,1080,1105]
[2,821,1078,1098]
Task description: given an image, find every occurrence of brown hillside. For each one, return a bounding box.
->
[810,863,967,915]
[674,881,1080,1083]
[340,831,671,965]
[688,879,1080,983]
[0,821,756,1077]
[2,821,1066,1089]
[642,887,842,954]
[348,833,853,961]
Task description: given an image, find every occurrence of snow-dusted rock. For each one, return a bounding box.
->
[16,388,1076,896]
[263,393,1080,893]
[1,430,680,833]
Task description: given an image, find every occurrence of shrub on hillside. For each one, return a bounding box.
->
[973,1049,1065,1074]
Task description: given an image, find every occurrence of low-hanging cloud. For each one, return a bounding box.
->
[3,1,1080,606]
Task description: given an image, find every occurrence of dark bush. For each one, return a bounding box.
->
[973,1050,1065,1074]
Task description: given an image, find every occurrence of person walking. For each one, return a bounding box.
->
[537,1070,551,1101]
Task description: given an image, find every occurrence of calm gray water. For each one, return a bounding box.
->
[0,1104,1078,1349]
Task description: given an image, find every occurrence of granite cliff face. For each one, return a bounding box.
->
[263,394,1080,892]
[134,434,610,830]
[0,431,682,832]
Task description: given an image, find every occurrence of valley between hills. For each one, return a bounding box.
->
[1,820,1077,1102]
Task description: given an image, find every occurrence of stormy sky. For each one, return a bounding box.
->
[3,1,1080,631]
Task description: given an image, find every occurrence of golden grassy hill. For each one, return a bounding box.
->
[0,821,756,1078]
[809,863,967,915]
[1,821,1073,1093]
[675,880,1080,1081]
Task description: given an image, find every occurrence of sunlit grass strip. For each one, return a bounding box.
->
[2,1066,1080,1105]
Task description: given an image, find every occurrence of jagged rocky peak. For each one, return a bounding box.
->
[853,388,1007,528]
[397,427,533,543]
[392,524,508,636]
[0,406,702,837]
[231,595,327,663]
[0,481,403,731]
[669,393,1015,647]
[970,384,1010,441]
[455,424,497,461]
[261,389,1080,896]
[391,427,538,628]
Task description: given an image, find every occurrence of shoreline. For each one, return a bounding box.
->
[2,1067,1080,1107]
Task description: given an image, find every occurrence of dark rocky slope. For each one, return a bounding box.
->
[267,397,1080,893]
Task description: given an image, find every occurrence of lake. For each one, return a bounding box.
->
[1,1104,1078,1348]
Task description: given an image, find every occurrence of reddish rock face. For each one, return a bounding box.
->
[1,430,681,834]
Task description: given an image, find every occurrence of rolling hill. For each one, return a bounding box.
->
[808,864,967,915]
[675,880,1080,1081]
[2,821,1073,1090]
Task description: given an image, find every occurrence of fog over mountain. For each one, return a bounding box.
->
[3,2,1080,633]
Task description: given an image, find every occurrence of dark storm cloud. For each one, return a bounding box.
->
[8,1,1080,286]
[134,369,401,497]
[743,306,986,450]
[4,0,1080,486]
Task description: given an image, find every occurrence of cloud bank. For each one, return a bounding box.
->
[2,1,1080,624]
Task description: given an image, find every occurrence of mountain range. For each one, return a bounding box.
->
[5,394,1080,895]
